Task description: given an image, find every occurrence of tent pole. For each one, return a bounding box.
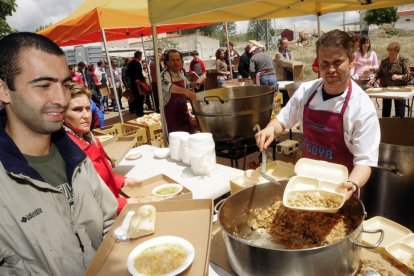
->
[151,25,169,144]
[101,28,123,123]
[224,22,232,80]
[141,34,152,84]
[343,12,346,31]
[317,13,321,38]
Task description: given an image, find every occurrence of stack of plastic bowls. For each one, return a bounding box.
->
[188,133,216,176]
[180,135,191,165]
[169,132,189,161]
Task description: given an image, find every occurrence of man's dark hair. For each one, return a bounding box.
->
[97,60,103,67]
[134,50,142,59]
[164,49,183,62]
[191,50,199,57]
[77,61,86,68]
[316,29,354,60]
[0,32,65,91]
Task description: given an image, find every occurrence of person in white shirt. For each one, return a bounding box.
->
[256,29,380,200]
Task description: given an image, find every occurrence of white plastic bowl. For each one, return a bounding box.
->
[125,153,143,160]
[151,183,183,197]
[153,148,170,159]
[127,236,195,276]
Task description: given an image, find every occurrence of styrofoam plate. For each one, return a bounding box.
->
[385,242,414,272]
[151,183,183,197]
[363,216,412,248]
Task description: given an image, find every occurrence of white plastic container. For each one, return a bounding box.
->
[180,135,191,165]
[169,131,189,161]
[282,158,348,213]
[188,133,216,176]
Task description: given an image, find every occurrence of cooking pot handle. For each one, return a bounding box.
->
[376,163,403,176]
[352,229,384,249]
[214,198,226,214]
[204,96,224,104]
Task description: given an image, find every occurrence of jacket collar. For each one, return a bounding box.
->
[0,111,86,184]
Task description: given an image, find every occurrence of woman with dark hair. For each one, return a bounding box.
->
[215,48,230,87]
[351,35,378,89]
[369,41,411,117]
[224,42,240,79]
[64,82,143,213]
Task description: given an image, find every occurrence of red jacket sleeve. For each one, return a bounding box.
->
[113,173,126,191]
[117,197,127,214]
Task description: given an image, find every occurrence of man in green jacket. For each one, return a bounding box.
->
[0,32,117,275]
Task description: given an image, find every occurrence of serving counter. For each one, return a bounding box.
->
[118,144,243,200]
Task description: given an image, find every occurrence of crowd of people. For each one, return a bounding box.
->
[65,32,412,129]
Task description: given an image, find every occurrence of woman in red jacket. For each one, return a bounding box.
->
[64,82,142,213]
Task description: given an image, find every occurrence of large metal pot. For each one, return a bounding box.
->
[361,118,414,230]
[191,86,275,141]
[218,183,383,275]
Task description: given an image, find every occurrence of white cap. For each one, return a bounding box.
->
[249,40,266,49]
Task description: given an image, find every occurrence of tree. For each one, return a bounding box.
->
[364,7,399,26]
[0,0,17,35]
[216,22,237,46]
[36,23,53,33]
[178,22,237,46]
[181,22,236,37]
[246,20,274,41]
[158,39,179,50]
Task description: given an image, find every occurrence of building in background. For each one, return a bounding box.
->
[63,44,103,66]
[396,7,414,30]
[129,33,220,60]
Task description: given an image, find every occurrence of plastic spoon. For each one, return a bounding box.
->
[259,150,280,185]
[261,150,266,174]
[114,211,135,240]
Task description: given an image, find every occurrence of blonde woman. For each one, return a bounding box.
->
[64,82,142,213]
[369,42,411,117]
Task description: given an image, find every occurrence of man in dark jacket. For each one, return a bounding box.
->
[126,50,147,117]
[238,44,252,78]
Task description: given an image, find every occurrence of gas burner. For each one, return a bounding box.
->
[215,138,276,169]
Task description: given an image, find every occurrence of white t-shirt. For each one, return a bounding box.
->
[276,79,380,167]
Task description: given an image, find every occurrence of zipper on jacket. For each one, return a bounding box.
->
[75,232,84,252]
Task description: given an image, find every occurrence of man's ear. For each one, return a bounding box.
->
[0,80,11,104]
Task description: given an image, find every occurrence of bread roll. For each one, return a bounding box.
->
[127,205,156,239]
